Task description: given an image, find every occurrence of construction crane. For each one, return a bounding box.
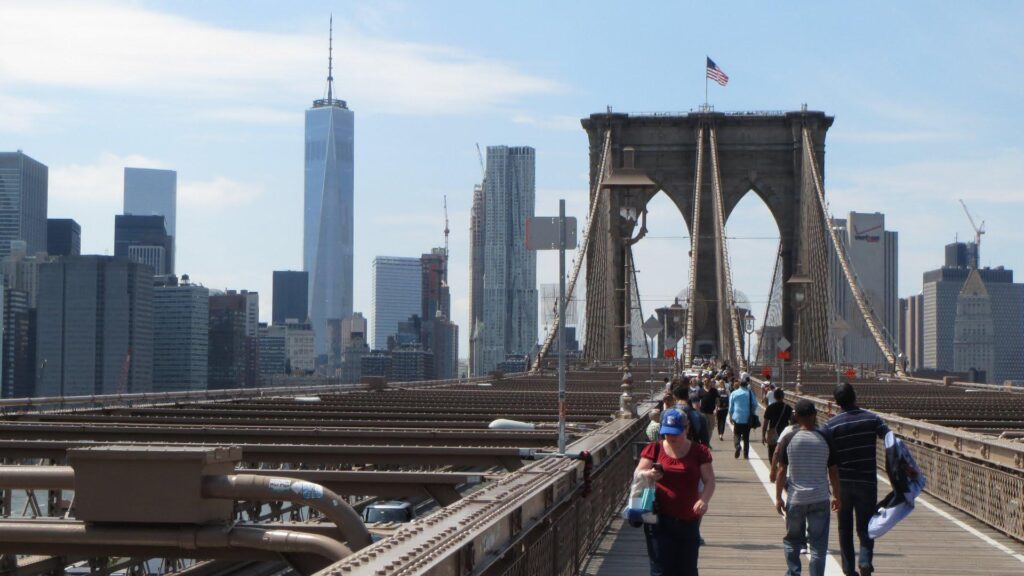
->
[475,143,486,181]
[958,199,985,268]
[442,195,449,288]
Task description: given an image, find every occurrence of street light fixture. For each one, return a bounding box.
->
[743,311,755,370]
[787,275,813,392]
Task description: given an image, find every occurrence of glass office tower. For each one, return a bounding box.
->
[304,90,353,357]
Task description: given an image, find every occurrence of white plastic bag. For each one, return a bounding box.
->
[621,470,658,526]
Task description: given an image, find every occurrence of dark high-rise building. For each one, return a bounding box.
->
[0,151,48,260]
[47,218,81,257]
[420,248,458,380]
[114,214,174,276]
[258,323,287,378]
[1,289,35,399]
[305,24,354,357]
[208,291,249,390]
[391,347,433,382]
[272,270,309,325]
[36,256,153,396]
[153,275,209,392]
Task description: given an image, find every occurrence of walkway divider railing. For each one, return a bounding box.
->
[751,377,1024,542]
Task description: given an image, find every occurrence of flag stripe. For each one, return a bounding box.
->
[706,57,729,86]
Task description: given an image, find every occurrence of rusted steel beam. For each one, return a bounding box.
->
[0,442,529,470]
[0,522,351,564]
[0,422,560,447]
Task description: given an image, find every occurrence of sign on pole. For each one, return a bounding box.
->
[525,217,578,250]
[642,315,663,339]
[776,337,791,352]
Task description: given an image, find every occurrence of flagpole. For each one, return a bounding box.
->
[704,58,709,108]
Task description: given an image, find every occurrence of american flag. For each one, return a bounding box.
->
[706,57,729,86]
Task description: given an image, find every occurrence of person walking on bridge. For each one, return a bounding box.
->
[635,408,716,576]
[775,399,841,576]
[823,382,890,576]
[728,374,758,459]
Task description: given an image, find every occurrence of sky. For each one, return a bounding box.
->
[1,0,1022,359]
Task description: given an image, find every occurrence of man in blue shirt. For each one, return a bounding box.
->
[823,382,890,576]
[727,374,758,459]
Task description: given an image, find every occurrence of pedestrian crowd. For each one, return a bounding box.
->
[634,364,890,576]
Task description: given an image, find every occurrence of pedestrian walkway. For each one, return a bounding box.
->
[581,427,1024,575]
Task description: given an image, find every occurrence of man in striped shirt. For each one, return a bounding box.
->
[823,383,890,576]
[775,399,840,576]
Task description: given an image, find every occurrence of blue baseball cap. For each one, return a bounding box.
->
[659,408,688,436]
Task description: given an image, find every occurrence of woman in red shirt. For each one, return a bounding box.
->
[636,407,717,575]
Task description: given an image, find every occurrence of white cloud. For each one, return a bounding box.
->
[51,152,164,204]
[0,93,56,133]
[512,113,582,131]
[829,130,958,144]
[829,148,1024,206]
[198,106,301,126]
[180,177,261,210]
[0,1,561,115]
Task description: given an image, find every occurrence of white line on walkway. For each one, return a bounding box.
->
[874,473,1024,564]
[744,441,846,576]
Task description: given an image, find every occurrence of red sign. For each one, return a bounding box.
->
[664,348,677,359]
[761,367,772,378]
[777,351,791,360]
[845,368,857,379]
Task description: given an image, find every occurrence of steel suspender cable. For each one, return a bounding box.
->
[802,127,903,375]
[683,127,705,367]
[533,130,612,372]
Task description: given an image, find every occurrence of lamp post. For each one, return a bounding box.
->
[787,275,813,394]
[743,311,755,371]
[619,204,647,419]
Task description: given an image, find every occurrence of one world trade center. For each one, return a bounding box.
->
[304,18,353,358]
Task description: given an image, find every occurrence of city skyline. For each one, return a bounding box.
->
[1,2,1023,358]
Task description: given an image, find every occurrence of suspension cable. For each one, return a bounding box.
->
[532,130,612,371]
[682,127,705,367]
[709,126,747,369]
[801,127,903,375]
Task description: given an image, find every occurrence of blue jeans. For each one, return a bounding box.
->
[838,482,877,575]
[783,499,831,576]
[644,514,700,576]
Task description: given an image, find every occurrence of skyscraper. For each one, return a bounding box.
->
[900,294,924,373]
[36,256,153,396]
[922,241,1024,383]
[304,20,354,358]
[953,269,995,380]
[468,184,485,375]
[153,275,209,392]
[47,218,80,257]
[114,214,174,276]
[829,212,898,366]
[124,167,177,238]
[272,271,309,325]
[208,291,248,390]
[478,146,537,375]
[0,151,47,260]
[421,248,458,380]
[370,257,422,350]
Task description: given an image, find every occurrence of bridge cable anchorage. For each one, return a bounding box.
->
[533,129,612,371]
[801,127,904,375]
[708,126,747,369]
[682,126,705,367]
